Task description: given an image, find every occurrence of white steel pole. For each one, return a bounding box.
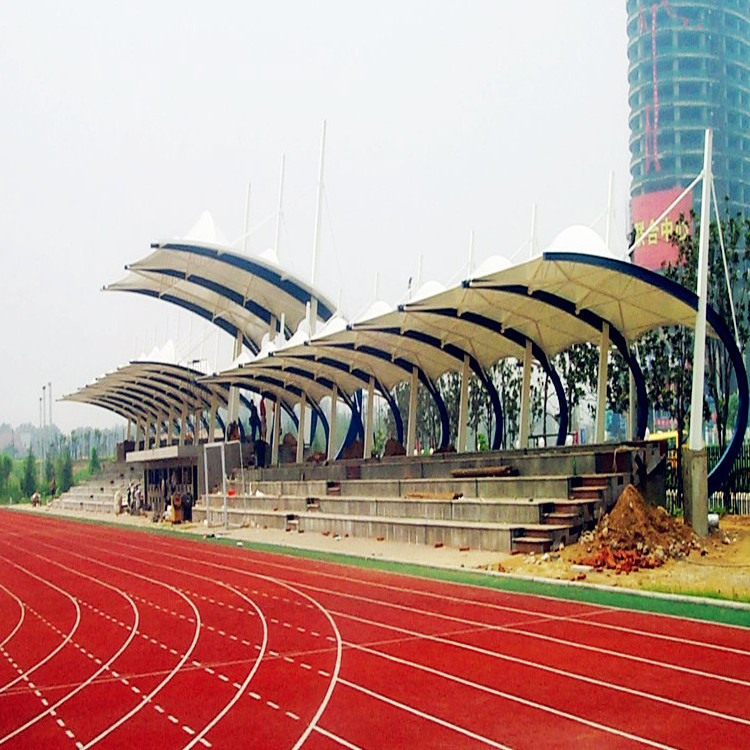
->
[595,323,610,443]
[274,154,285,259]
[530,204,538,259]
[689,129,713,451]
[605,170,616,251]
[310,120,326,337]
[327,385,338,462]
[406,367,419,455]
[457,355,470,452]
[271,397,281,466]
[228,330,243,422]
[296,393,307,464]
[467,231,475,278]
[363,376,375,459]
[519,341,532,448]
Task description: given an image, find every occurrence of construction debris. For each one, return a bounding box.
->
[573,484,698,574]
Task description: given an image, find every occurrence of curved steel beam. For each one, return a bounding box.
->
[338,391,365,458]
[479,285,644,440]
[543,252,748,494]
[282,352,404,446]
[159,242,336,320]
[408,307,569,446]
[120,288,258,353]
[325,341,440,447]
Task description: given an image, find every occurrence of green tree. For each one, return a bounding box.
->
[55,450,74,494]
[20,449,36,498]
[635,208,750,505]
[44,452,55,496]
[0,455,12,499]
[89,446,101,474]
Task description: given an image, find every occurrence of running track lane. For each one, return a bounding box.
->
[1,512,749,749]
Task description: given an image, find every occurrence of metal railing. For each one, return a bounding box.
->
[666,444,750,514]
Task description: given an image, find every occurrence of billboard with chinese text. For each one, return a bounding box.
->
[631,186,693,271]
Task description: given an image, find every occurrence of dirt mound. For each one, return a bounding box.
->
[383,438,406,457]
[574,484,697,573]
[341,439,364,460]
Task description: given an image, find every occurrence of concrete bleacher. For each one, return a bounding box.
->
[52,463,140,514]
[194,442,662,553]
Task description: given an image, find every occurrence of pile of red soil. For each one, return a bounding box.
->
[574,484,697,574]
[383,438,406,457]
[341,439,364,460]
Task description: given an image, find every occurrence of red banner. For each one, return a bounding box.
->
[632,186,693,271]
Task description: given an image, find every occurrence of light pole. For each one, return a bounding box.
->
[48,381,53,451]
[39,394,44,486]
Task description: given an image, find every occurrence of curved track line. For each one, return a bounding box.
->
[39,524,750,738]
[0,553,81,698]
[14,530,273,748]
[0,549,141,745]
[135,531,750,654]
[0,583,26,650]
[0,533,204,749]
[51,529,344,748]
[184,584,268,750]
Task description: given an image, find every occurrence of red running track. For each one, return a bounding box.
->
[0,511,749,749]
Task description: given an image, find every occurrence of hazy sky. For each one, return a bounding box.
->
[0,1,630,433]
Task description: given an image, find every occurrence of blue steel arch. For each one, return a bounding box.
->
[158,243,336,320]
[338,390,365,459]
[119,288,258,353]
[543,251,749,495]
[376,325,503,450]
[131,267,296,341]
[280,352,405,446]
[405,306,569,446]
[328,340,452,449]
[477,284,648,441]
[227,372,326,452]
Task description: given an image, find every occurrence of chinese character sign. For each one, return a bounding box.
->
[631,186,693,271]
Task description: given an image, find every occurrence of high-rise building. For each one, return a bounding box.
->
[626,0,750,269]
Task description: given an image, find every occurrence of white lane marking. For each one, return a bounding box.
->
[335,608,750,729]
[339,677,513,750]
[0,584,26,651]
[154,537,750,654]
[267,701,279,710]
[296,579,750,690]
[286,711,300,721]
[348,641,678,749]
[0,547,143,746]
[183,585,268,750]
[312,726,364,750]
[0,555,82,699]
[30,524,340,750]
[11,554,204,750]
